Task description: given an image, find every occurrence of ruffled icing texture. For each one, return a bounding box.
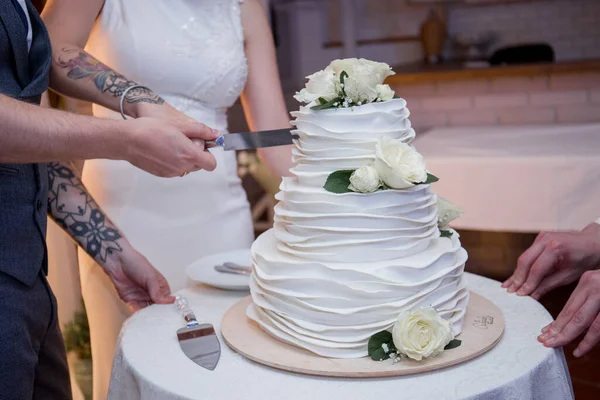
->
[249,99,469,358]
[290,99,415,188]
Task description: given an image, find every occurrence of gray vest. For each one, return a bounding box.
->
[0,0,52,286]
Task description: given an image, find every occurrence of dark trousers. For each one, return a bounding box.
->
[0,271,72,400]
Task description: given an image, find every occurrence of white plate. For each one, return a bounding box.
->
[186,249,252,291]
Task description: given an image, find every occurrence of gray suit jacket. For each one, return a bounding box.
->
[0,0,52,286]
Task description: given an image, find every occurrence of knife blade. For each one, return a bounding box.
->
[175,296,221,371]
[206,128,298,151]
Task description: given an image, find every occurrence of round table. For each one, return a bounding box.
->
[108,273,573,400]
[413,123,600,232]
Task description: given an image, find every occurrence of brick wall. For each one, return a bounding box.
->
[389,73,600,131]
[448,0,600,62]
[326,0,600,62]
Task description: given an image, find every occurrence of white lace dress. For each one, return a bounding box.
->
[80,1,253,398]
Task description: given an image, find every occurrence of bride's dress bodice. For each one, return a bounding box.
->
[87,0,247,130]
[81,0,253,292]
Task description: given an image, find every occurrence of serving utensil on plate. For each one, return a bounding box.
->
[214,262,252,276]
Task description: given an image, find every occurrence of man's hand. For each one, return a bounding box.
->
[123,118,220,178]
[104,245,175,312]
[502,223,600,300]
[538,270,600,357]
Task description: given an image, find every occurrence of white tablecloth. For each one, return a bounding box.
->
[413,124,600,232]
[108,273,573,400]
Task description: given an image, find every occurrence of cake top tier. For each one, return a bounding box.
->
[287,58,463,231]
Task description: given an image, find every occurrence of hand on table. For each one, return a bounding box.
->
[502,223,600,300]
[538,269,600,357]
[104,245,175,312]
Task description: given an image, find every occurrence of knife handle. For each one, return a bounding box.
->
[175,296,199,327]
[203,135,225,149]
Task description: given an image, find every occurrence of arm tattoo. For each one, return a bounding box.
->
[57,47,164,105]
[47,162,123,264]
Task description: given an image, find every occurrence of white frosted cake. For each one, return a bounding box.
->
[247,59,469,359]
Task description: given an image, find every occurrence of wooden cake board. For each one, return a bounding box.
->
[221,292,504,378]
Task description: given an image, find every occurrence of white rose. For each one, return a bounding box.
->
[376,84,395,101]
[348,166,381,193]
[437,196,464,229]
[294,67,339,104]
[329,59,395,104]
[343,75,377,104]
[374,137,427,189]
[392,308,454,361]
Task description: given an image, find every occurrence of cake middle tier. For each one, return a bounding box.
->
[274,178,440,263]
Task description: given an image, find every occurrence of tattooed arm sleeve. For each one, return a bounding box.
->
[47,161,124,265]
[48,46,164,118]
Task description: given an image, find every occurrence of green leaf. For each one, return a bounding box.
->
[368,331,396,361]
[339,70,349,97]
[370,347,390,361]
[323,170,355,193]
[444,339,462,351]
[339,70,349,85]
[416,173,439,185]
[393,95,401,99]
[425,173,439,184]
[440,230,453,238]
[311,96,343,111]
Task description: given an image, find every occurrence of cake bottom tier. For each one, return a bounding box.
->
[248,229,470,358]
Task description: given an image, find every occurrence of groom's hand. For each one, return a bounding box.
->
[123,118,219,177]
[104,244,175,312]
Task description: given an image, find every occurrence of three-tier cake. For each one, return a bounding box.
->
[247,59,469,359]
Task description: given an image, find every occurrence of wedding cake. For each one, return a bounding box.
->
[247,59,469,360]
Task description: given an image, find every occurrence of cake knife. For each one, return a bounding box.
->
[175,296,221,371]
[205,128,298,151]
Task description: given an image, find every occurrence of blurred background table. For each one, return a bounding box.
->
[108,274,573,400]
[413,123,600,233]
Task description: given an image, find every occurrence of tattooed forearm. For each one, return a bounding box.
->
[47,162,123,264]
[57,47,164,105]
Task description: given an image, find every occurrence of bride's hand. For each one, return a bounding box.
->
[134,102,197,124]
[133,102,217,148]
[104,243,175,312]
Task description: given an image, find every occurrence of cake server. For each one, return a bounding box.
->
[174,296,221,371]
[205,128,298,151]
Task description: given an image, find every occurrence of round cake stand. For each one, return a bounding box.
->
[221,292,504,378]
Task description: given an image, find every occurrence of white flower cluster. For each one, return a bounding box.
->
[294,58,396,108]
[348,137,427,193]
[436,196,463,229]
[391,308,454,361]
